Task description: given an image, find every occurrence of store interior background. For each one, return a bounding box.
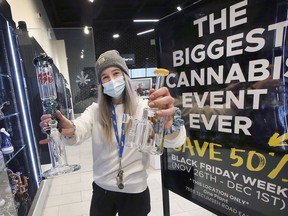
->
[8,0,195,115]
[7,0,197,165]
[3,1,214,215]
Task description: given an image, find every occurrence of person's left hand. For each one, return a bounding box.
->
[148,87,176,130]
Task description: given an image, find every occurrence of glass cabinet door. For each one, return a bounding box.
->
[0,13,41,216]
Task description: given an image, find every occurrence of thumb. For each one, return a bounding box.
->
[55,110,66,122]
[55,110,71,129]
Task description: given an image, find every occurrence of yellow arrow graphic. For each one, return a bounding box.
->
[268,132,288,147]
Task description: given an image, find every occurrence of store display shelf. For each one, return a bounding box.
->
[0,112,19,121]
[0,3,42,215]
[1,145,26,171]
[0,73,10,78]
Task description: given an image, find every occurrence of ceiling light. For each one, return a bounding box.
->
[133,19,159,22]
[137,29,154,36]
[84,26,90,34]
[80,49,84,59]
[113,34,120,38]
[88,0,94,3]
[177,6,182,11]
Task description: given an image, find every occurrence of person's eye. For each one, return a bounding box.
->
[101,76,109,83]
[114,70,122,75]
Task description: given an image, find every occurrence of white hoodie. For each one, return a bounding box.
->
[65,98,186,193]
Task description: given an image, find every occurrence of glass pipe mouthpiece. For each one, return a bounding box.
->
[154,68,169,90]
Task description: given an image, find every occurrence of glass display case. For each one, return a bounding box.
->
[0,7,41,216]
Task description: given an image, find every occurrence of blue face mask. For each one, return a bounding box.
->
[102,76,125,98]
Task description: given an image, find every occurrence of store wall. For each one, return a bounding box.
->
[7,0,71,88]
[7,0,52,56]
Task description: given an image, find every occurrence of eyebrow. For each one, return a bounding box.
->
[111,68,122,72]
[101,67,123,77]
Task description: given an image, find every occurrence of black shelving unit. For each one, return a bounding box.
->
[0,1,42,215]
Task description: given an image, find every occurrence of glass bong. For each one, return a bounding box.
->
[33,53,80,178]
[125,68,169,155]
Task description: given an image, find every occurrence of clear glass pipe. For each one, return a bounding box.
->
[125,68,169,155]
[136,108,166,155]
[34,54,80,177]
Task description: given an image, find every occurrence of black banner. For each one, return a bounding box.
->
[155,0,288,215]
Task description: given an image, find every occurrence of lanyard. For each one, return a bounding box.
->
[111,105,126,159]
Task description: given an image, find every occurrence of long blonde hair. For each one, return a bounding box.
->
[98,72,138,143]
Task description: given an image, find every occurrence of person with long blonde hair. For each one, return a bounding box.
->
[39,50,186,216]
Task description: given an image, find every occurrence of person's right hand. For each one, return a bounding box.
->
[39,110,75,144]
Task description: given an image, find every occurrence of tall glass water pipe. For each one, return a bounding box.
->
[33,54,80,177]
